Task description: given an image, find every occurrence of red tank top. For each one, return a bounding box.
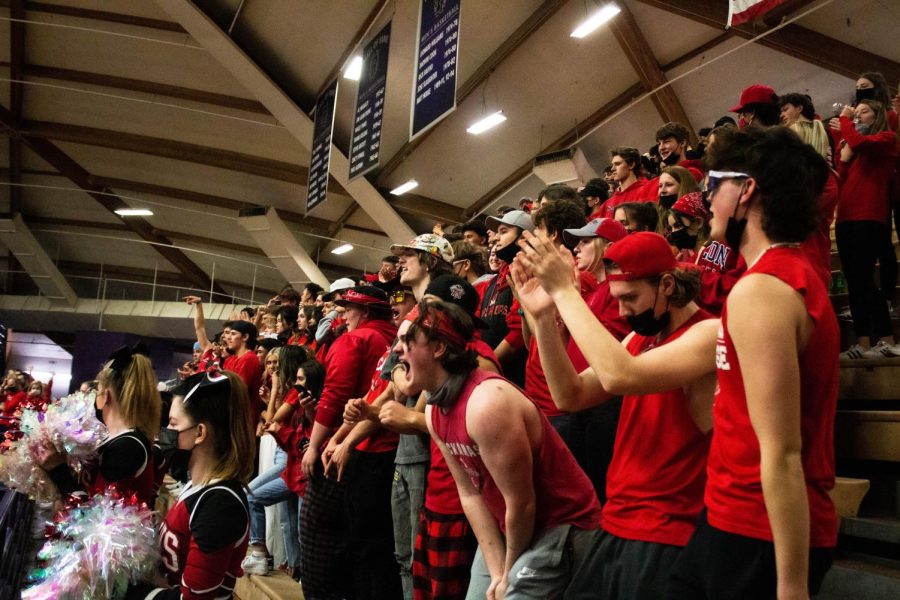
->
[601,309,713,547]
[705,247,838,547]
[430,369,601,534]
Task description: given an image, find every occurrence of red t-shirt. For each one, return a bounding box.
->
[2,390,27,416]
[195,347,221,373]
[567,277,630,372]
[356,349,400,454]
[599,178,653,219]
[705,247,839,547]
[601,310,713,547]
[430,369,601,534]
[222,351,262,404]
[273,389,310,496]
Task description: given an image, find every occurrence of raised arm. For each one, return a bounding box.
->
[184,296,210,350]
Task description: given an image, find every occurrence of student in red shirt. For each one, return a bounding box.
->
[667,125,837,598]
[222,320,263,409]
[600,146,653,219]
[514,231,717,599]
[125,370,255,600]
[400,302,603,599]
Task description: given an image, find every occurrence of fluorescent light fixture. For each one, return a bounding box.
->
[331,243,354,255]
[390,180,419,196]
[343,56,363,80]
[115,208,154,216]
[467,111,507,134]
[570,4,621,38]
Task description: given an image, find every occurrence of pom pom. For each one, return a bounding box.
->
[23,489,159,600]
[44,391,107,458]
[0,440,57,502]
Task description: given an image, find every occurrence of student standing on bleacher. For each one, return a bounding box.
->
[668,126,839,599]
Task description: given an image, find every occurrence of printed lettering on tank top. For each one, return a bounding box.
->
[715,322,730,371]
[480,303,509,320]
[700,241,730,271]
[445,441,482,489]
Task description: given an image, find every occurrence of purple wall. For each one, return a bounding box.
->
[70,331,175,393]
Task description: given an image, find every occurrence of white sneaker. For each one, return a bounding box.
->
[863,340,900,358]
[840,344,867,359]
[241,551,270,576]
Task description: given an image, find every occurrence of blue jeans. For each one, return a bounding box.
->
[391,462,427,600]
[248,448,302,568]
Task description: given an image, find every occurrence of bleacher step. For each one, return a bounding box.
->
[840,516,900,545]
[235,571,303,600]
[818,559,900,600]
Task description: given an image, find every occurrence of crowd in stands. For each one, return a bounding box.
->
[4,72,899,600]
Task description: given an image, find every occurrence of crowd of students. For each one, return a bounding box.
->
[3,73,897,600]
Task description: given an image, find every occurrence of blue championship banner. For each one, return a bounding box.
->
[349,21,392,180]
[306,78,339,213]
[410,0,460,140]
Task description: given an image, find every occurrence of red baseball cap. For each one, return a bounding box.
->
[729,84,777,113]
[604,232,677,281]
[563,218,628,247]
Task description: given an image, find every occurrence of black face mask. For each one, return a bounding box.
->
[724,216,747,253]
[855,87,875,103]
[494,238,520,264]
[661,151,681,166]
[666,228,698,250]
[157,426,197,484]
[659,193,678,210]
[626,285,671,337]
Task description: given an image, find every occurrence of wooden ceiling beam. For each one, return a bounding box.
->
[20,120,312,185]
[16,63,270,115]
[634,0,900,83]
[310,0,390,111]
[609,2,697,146]
[16,1,187,33]
[372,0,566,187]
[0,167,386,238]
[0,103,223,294]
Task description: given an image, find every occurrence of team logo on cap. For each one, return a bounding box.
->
[450,284,465,300]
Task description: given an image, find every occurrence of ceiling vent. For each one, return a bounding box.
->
[532,147,597,185]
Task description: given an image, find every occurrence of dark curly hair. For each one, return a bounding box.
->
[705,126,828,243]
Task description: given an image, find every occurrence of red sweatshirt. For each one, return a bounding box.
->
[272,389,310,496]
[836,117,898,224]
[599,178,653,219]
[315,319,397,430]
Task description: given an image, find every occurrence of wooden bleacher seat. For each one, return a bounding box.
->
[235,570,303,600]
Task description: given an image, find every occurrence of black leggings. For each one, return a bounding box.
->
[879,205,899,303]
[836,220,893,340]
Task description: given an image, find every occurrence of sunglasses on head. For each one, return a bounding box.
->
[391,290,409,303]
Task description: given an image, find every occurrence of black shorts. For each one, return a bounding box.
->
[667,510,834,599]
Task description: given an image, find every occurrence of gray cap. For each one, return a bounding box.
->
[485,209,534,233]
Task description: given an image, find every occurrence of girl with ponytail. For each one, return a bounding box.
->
[39,344,162,506]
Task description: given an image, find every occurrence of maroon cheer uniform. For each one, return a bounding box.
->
[128,479,250,600]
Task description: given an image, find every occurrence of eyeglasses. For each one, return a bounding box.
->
[705,170,750,198]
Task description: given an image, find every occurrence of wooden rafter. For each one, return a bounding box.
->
[0,103,223,294]
[7,63,270,115]
[8,0,186,33]
[634,0,900,83]
[6,0,25,293]
[609,2,697,145]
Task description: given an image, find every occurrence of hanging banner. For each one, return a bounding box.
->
[306,78,339,213]
[349,22,392,180]
[410,0,460,140]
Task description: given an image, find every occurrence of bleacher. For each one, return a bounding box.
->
[818,233,900,599]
